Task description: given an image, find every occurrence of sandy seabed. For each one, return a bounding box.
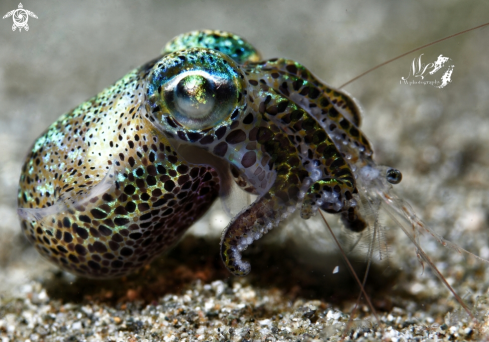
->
[1,1,489,340]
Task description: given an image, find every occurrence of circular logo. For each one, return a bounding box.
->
[13,9,28,28]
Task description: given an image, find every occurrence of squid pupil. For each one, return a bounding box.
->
[174,75,215,118]
[386,168,402,184]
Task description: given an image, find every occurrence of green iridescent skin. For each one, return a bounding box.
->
[18,30,376,278]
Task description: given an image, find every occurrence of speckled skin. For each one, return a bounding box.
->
[18,31,388,278]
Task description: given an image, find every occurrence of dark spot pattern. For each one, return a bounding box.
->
[17,34,222,278]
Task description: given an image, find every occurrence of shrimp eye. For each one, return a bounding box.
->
[147,48,243,131]
[386,168,402,184]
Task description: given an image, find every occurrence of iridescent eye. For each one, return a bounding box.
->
[163,70,238,130]
[386,168,402,184]
[174,74,215,119]
[148,49,243,131]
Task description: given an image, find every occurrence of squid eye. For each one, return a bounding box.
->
[386,168,402,184]
[148,49,243,131]
[174,74,216,120]
[163,70,237,130]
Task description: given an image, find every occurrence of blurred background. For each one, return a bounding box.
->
[1,0,489,326]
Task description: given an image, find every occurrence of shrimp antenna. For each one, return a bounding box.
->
[344,217,378,336]
[338,21,489,89]
[319,211,380,330]
[378,194,477,321]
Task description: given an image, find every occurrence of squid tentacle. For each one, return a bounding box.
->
[244,61,372,160]
[244,87,356,218]
[220,121,309,275]
[257,58,363,126]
